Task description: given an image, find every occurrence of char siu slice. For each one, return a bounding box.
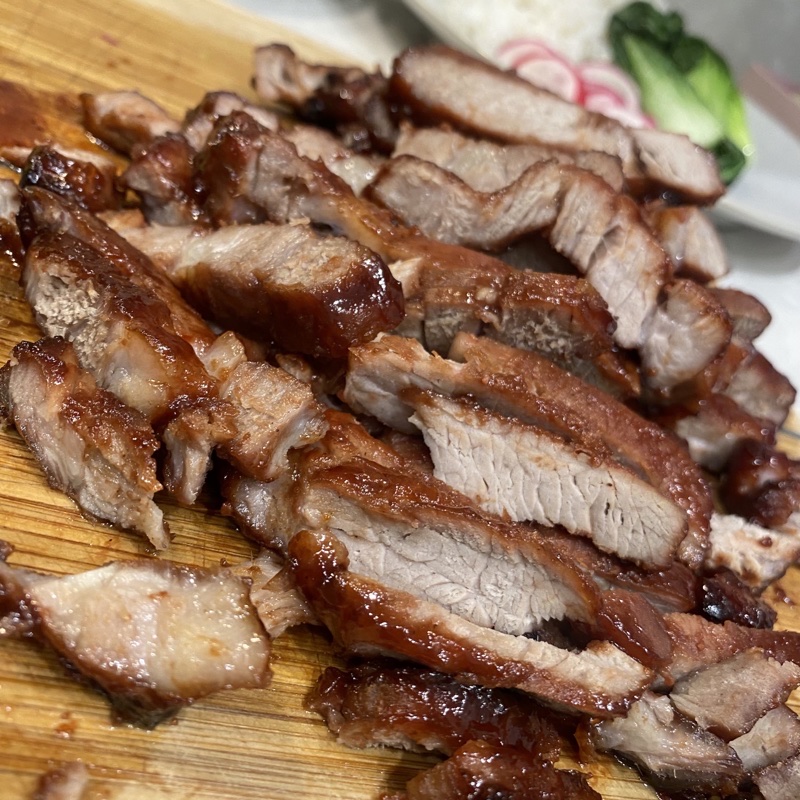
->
[21,209,234,504]
[20,146,123,213]
[0,337,167,549]
[394,123,625,193]
[198,113,637,396]
[0,549,271,727]
[309,662,566,759]
[115,221,404,359]
[289,529,652,717]
[253,43,397,152]
[80,90,180,156]
[756,752,800,799]
[366,154,669,351]
[344,334,710,570]
[231,411,599,635]
[641,202,728,283]
[233,550,317,638]
[390,739,600,800]
[19,186,216,356]
[705,512,800,592]
[731,706,800,772]
[662,613,800,683]
[590,691,744,794]
[406,388,684,569]
[710,287,772,342]
[388,45,724,204]
[669,650,800,740]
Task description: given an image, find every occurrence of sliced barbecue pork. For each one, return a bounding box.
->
[388,739,601,800]
[115,220,404,359]
[80,90,180,156]
[253,43,397,151]
[641,202,729,282]
[388,45,724,203]
[20,190,235,504]
[710,287,772,342]
[756,752,800,799]
[121,133,203,226]
[366,154,668,351]
[0,549,271,727]
[20,145,123,213]
[669,650,800,740]
[589,691,744,794]
[705,512,800,592]
[662,613,800,683]
[344,334,711,570]
[289,529,652,717]
[198,112,637,396]
[406,388,685,569]
[731,706,800,772]
[0,337,168,549]
[228,411,599,635]
[309,662,566,759]
[394,123,625,193]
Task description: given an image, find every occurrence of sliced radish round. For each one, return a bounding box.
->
[584,92,654,128]
[577,61,642,110]
[496,38,568,63]
[514,55,583,103]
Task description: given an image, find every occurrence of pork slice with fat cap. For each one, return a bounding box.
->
[589,691,744,794]
[344,334,709,570]
[406,388,685,569]
[289,529,652,717]
[0,337,167,549]
[80,90,181,156]
[710,287,772,342]
[116,220,404,359]
[756,752,800,799]
[669,649,800,740]
[366,154,668,350]
[22,228,234,505]
[0,548,271,727]
[394,123,625,193]
[308,662,566,759]
[388,45,724,204]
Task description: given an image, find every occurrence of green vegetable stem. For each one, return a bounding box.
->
[609,1,753,184]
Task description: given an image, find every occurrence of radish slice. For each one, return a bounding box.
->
[577,61,642,110]
[584,93,654,128]
[496,38,568,63]
[513,54,583,102]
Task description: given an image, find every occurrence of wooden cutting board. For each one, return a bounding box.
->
[0,1,798,797]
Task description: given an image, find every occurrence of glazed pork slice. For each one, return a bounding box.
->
[710,287,772,342]
[253,43,397,152]
[669,650,800,740]
[309,662,565,759]
[389,45,724,204]
[0,550,271,727]
[641,202,729,283]
[705,511,800,592]
[20,145,123,213]
[366,155,668,351]
[731,706,800,773]
[406,388,685,569]
[755,752,800,799]
[662,613,800,684]
[344,334,710,570]
[0,338,167,549]
[289,529,652,717]
[116,220,404,359]
[394,123,625,193]
[22,226,234,505]
[80,90,180,155]
[589,691,744,794]
[389,739,601,800]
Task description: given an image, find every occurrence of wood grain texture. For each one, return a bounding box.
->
[0,1,797,797]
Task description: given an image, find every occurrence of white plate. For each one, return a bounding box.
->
[714,100,800,242]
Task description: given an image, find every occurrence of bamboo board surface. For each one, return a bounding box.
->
[0,0,798,797]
